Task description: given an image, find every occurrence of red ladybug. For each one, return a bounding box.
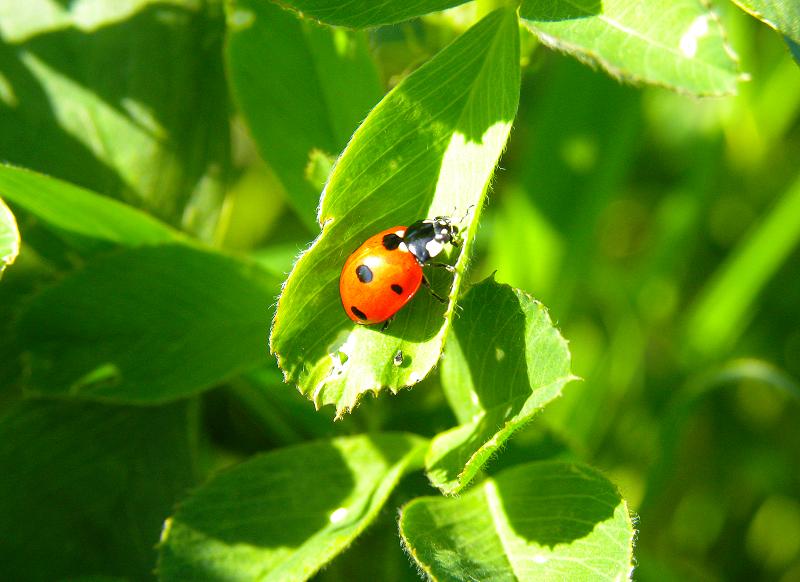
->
[340,217,459,325]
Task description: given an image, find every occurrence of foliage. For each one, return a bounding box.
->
[401,461,634,580]
[1,0,799,581]
[271,6,520,416]
[0,195,18,277]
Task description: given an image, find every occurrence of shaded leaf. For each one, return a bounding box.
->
[159,433,428,581]
[0,400,197,580]
[520,0,741,96]
[273,0,471,28]
[0,164,179,248]
[17,244,279,403]
[426,277,575,494]
[730,0,800,44]
[0,1,229,221]
[401,461,635,581]
[0,196,19,277]
[271,8,520,416]
[226,0,383,228]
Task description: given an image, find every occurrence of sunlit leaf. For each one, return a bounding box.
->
[17,244,279,403]
[274,0,471,28]
[426,277,576,494]
[271,8,520,417]
[401,461,635,581]
[226,0,383,228]
[520,0,741,95]
[0,196,19,277]
[730,0,800,44]
[0,164,179,248]
[159,433,428,581]
[0,400,196,580]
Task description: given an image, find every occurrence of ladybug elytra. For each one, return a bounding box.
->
[339,216,460,325]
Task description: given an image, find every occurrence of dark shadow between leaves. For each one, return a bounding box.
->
[520,0,602,22]
[497,462,619,547]
[0,400,194,581]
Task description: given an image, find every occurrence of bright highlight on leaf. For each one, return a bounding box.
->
[17,244,280,404]
[158,433,428,581]
[271,8,520,416]
[426,277,576,494]
[0,197,19,278]
[401,461,635,581]
[520,0,742,96]
[274,0,471,28]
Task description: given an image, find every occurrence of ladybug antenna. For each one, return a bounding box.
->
[458,204,476,225]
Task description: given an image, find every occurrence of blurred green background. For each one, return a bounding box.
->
[1,1,799,580]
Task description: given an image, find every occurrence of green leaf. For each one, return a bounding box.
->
[0,0,200,41]
[271,8,520,416]
[17,244,280,403]
[426,277,576,494]
[685,172,800,357]
[790,36,800,65]
[273,0,471,28]
[730,0,800,44]
[520,0,741,96]
[226,0,383,228]
[0,164,180,247]
[0,400,197,580]
[158,433,428,581]
[0,1,229,221]
[401,461,635,581]
[0,196,19,277]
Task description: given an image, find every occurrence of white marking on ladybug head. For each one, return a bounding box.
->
[395,229,405,237]
[398,242,409,252]
[426,239,443,257]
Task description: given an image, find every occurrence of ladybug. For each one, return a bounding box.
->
[340,216,460,325]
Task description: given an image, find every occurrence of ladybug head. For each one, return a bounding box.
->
[403,215,463,264]
[432,216,458,245]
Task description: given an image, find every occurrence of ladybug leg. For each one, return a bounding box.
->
[422,275,448,303]
[381,316,395,331]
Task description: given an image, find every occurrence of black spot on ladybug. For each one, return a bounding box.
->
[355,264,373,283]
[391,284,403,295]
[382,233,402,250]
[350,305,367,321]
